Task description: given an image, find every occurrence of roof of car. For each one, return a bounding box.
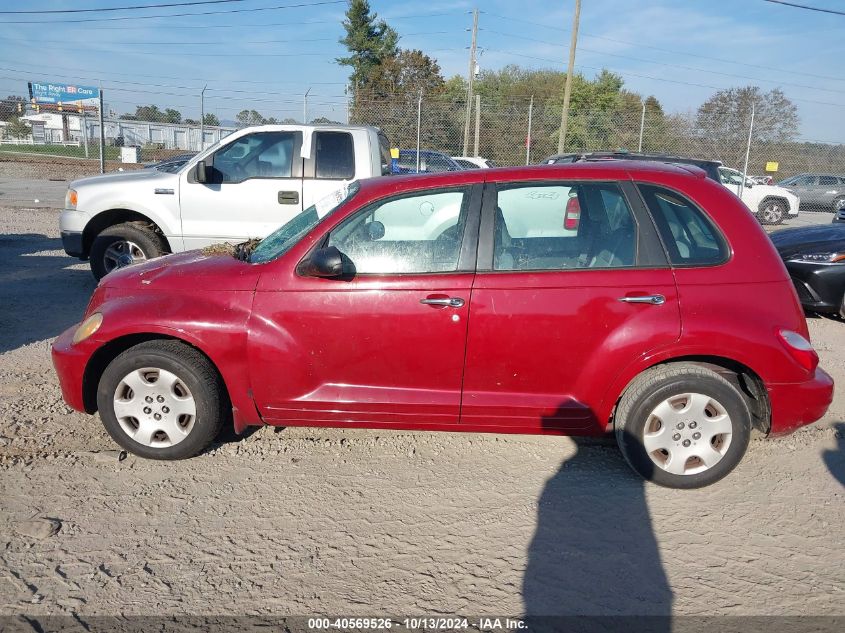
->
[543,151,722,167]
[357,160,707,194]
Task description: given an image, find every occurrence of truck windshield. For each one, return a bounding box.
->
[249,181,360,264]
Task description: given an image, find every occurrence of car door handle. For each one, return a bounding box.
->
[618,294,666,305]
[278,190,300,205]
[420,297,465,308]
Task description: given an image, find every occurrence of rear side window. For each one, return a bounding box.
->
[315,131,355,180]
[819,175,837,186]
[638,184,728,266]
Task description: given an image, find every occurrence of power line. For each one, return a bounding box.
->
[0,0,246,14]
[2,0,344,24]
[483,12,844,84]
[483,29,845,96]
[761,0,845,16]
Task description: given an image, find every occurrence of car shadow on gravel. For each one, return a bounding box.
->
[0,233,95,354]
[823,422,845,486]
[523,431,672,628]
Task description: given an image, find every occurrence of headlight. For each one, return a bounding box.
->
[791,252,845,263]
[72,313,103,344]
[65,188,78,209]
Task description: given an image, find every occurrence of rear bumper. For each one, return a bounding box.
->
[51,325,93,413]
[767,367,834,436]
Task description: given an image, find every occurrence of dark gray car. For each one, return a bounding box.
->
[778,173,845,212]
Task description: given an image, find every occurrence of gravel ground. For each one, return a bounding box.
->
[0,203,843,620]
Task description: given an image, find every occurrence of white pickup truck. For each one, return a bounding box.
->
[60,124,393,279]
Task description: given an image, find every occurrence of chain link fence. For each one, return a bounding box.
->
[2,94,844,182]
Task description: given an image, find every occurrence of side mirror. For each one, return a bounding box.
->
[195,160,209,184]
[367,221,385,241]
[305,246,344,277]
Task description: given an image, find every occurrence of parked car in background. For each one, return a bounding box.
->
[52,161,833,489]
[397,149,463,173]
[541,152,798,224]
[143,153,196,173]
[770,224,845,318]
[452,156,496,169]
[60,124,393,280]
[716,166,799,225]
[749,175,773,186]
[834,201,845,224]
[778,173,845,212]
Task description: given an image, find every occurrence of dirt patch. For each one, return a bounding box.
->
[0,205,843,617]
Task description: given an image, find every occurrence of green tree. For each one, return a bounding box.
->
[134,105,164,122]
[202,113,220,126]
[3,116,31,139]
[696,86,799,166]
[163,108,181,124]
[0,95,26,121]
[310,116,342,124]
[337,0,398,90]
[235,109,268,127]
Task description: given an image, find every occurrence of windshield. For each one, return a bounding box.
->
[249,181,360,263]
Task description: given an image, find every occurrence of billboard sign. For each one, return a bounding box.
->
[28,81,99,104]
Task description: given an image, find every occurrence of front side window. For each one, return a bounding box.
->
[327,188,469,274]
[718,168,744,186]
[493,183,636,271]
[819,175,837,186]
[213,132,295,183]
[315,131,355,180]
[638,184,728,266]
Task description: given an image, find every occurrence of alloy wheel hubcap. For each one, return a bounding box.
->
[113,367,196,447]
[762,205,782,222]
[103,240,147,273]
[643,392,733,475]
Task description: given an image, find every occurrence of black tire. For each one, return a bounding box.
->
[89,222,166,281]
[756,200,785,225]
[96,340,227,460]
[614,363,752,489]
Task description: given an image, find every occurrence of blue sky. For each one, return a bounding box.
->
[0,0,843,142]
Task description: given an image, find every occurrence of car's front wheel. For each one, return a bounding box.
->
[96,340,226,459]
[89,222,167,281]
[757,200,785,225]
[614,363,752,488]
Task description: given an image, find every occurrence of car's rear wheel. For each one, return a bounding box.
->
[614,363,752,488]
[96,340,226,459]
[757,200,785,225]
[90,222,166,281]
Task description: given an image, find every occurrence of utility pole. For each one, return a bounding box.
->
[200,84,207,151]
[303,87,311,124]
[557,0,581,154]
[462,8,479,156]
[416,90,423,173]
[740,101,755,197]
[637,100,646,153]
[526,95,534,165]
[98,87,105,174]
[473,94,481,158]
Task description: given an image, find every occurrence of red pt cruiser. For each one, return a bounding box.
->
[52,162,833,488]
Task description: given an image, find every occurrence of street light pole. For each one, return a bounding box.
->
[200,84,207,151]
[557,0,581,154]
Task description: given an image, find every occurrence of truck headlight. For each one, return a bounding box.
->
[72,313,103,344]
[65,188,78,209]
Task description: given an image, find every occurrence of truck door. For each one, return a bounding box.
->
[179,130,303,250]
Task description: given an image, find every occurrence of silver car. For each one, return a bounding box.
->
[778,173,845,212]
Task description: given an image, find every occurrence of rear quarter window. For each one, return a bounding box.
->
[638,184,729,266]
[315,131,355,180]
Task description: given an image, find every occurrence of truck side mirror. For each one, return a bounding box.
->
[195,160,209,184]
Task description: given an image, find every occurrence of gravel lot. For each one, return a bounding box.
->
[0,198,843,620]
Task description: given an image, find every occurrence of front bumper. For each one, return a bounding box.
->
[768,367,834,436]
[784,260,845,313]
[51,325,97,413]
[61,230,85,258]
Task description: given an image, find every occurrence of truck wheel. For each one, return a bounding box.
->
[757,200,785,225]
[614,363,752,489]
[96,340,227,460]
[90,222,166,281]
